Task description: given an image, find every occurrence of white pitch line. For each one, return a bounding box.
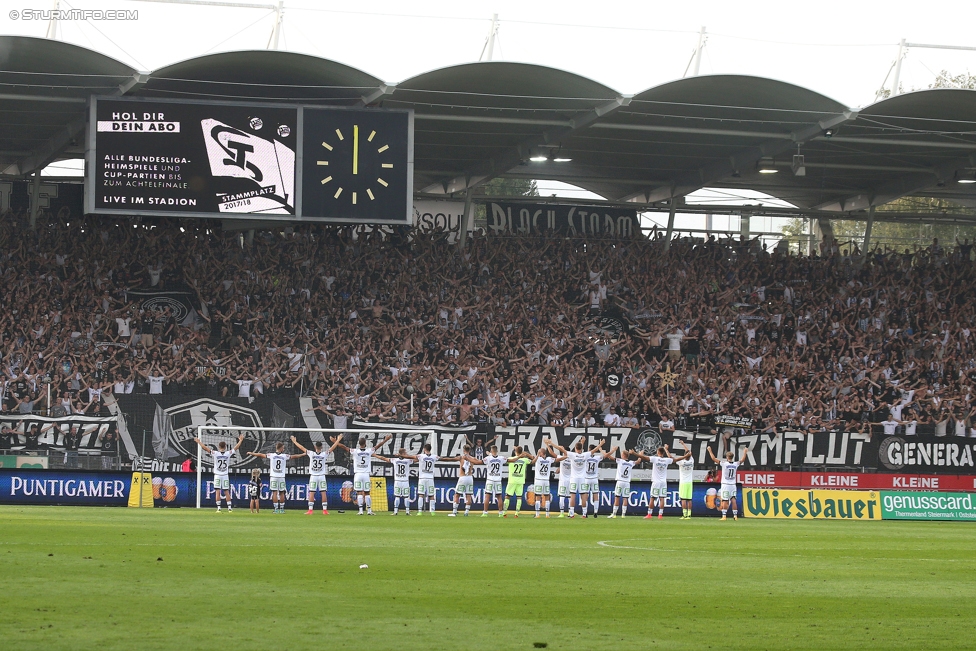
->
[596,539,967,563]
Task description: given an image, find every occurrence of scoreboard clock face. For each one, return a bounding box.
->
[300,108,412,223]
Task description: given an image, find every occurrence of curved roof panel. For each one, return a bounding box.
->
[2,37,976,215]
[136,50,383,103]
[0,36,136,174]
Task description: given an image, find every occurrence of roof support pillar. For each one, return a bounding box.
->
[458,191,473,248]
[663,198,677,253]
[29,170,41,230]
[862,204,876,257]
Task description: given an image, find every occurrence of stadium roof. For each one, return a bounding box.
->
[2,35,976,218]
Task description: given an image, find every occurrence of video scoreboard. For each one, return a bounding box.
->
[86,96,412,224]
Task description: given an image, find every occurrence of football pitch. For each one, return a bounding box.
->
[2,507,974,650]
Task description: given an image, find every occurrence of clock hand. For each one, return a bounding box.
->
[353,124,359,175]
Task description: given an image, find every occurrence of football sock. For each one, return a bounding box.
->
[357,495,364,513]
[394,497,401,513]
[545,501,551,513]
[721,508,728,515]
[430,502,435,513]
[622,503,628,516]
[365,496,372,511]
[559,497,566,512]
[535,501,541,513]
[308,501,314,511]
[612,504,619,516]
[516,497,522,512]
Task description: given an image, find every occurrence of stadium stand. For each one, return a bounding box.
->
[0,208,974,441]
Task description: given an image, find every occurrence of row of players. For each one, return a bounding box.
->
[194,435,749,519]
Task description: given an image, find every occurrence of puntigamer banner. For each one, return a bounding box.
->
[880,491,976,521]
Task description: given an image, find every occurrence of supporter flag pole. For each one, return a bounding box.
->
[195,426,202,509]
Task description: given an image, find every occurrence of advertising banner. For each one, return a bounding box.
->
[88,97,298,218]
[0,469,130,505]
[484,201,638,238]
[742,488,882,520]
[880,491,976,521]
[0,468,725,516]
[739,470,976,492]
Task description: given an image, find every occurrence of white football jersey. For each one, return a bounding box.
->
[534,457,554,482]
[720,460,740,486]
[211,450,232,477]
[417,453,439,479]
[460,458,473,476]
[484,454,505,481]
[352,447,375,475]
[559,457,572,476]
[268,452,289,478]
[677,458,694,484]
[307,450,328,477]
[392,458,412,481]
[614,458,636,482]
[568,451,587,478]
[583,452,601,479]
[650,455,673,483]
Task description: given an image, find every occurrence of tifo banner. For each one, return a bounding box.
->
[742,488,882,520]
[126,286,201,327]
[739,471,976,491]
[413,200,467,240]
[875,436,976,473]
[0,413,116,452]
[111,394,311,472]
[880,491,976,521]
[484,201,638,238]
[0,179,84,219]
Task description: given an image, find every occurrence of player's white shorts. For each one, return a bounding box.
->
[308,477,328,492]
[614,480,631,497]
[557,477,570,496]
[720,484,737,501]
[570,478,584,493]
[269,477,286,492]
[484,480,503,495]
[354,472,371,492]
[650,481,668,498]
[455,476,474,494]
[534,481,550,496]
[213,476,229,490]
[418,477,436,496]
[583,479,600,493]
[394,480,410,497]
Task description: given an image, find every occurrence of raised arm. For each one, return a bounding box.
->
[706,446,720,464]
[330,435,351,452]
[247,451,268,459]
[232,434,245,451]
[290,435,309,454]
[193,437,213,454]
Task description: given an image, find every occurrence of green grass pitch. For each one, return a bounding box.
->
[2,506,974,650]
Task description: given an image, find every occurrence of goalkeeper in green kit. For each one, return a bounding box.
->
[501,446,533,518]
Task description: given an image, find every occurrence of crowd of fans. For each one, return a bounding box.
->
[2,208,976,439]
